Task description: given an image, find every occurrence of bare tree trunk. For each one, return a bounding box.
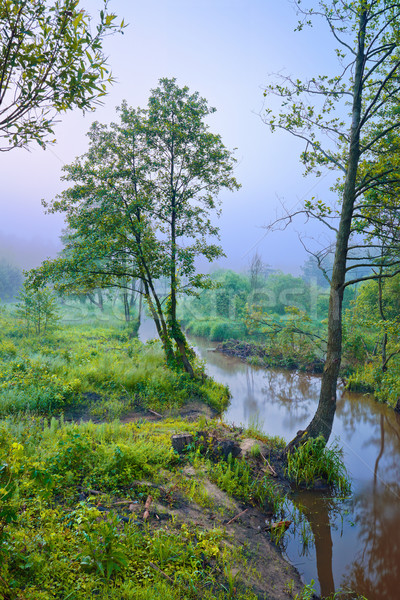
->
[87,290,104,312]
[377,273,388,371]
[287,9,367,449]
[137,279,143,330]
[97,289,103,312]
[129,278,137,308]
[123,290,130,322]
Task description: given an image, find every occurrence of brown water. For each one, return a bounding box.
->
[188,335,400,600]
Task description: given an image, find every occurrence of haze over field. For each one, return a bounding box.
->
[1,0,338,272]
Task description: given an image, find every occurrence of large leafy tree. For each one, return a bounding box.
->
[265,1,400,447]
[33,79,239,375]
[0,0,125,151]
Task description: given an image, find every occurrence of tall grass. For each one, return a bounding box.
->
[286,436,351,494]
[0,309,230,417]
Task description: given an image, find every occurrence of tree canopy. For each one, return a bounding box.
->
[33,78,240,375]
[0,0,125,151]
[265,0,400,446]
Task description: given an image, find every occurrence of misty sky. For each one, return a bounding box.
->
[1,0,340,272]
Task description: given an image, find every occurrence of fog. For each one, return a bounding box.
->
[0,0,339,274]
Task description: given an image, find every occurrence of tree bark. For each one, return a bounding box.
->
[123,290,130,322]
[287,9,367,449]
[168,154,195,377]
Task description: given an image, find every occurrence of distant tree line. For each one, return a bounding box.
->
[0,260,22,301]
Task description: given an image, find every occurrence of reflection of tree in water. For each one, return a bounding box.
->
[336,393,386,438]
[287,491,356,598]
[338,397,400,480]
[242,366,260,420]
[341,484,400,599]
[198,342,400,598]
[296,493,336,598]
[261,370,318,420]
[341,413,400,600]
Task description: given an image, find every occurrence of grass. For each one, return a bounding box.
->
[208,453,287,514]
[285,436,351,494]
[0,301,356,599]
[0,304,230,418]
[0,303,292,599]
[0,415,263,600]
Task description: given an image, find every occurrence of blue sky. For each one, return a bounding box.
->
[1,0,339,271]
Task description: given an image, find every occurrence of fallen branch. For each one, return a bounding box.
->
[260,452,278,477]
[143,495,153,521]
[266,520,292,532]
[108,500,138,507]
[148,408,163,418]
[87,489,102,495]
[226,508,248,525]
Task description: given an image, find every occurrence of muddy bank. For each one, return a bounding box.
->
[216,339,324,374]
[82,421,312,600]
[62,393,219,424]
[60,399,316,600]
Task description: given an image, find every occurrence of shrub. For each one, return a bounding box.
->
[209,321,244,342]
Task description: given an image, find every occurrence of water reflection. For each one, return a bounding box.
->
[342,482,400,599]
[293,493,335,598]
[189,335,400,600]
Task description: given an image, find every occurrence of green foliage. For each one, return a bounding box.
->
[16,281,60,335]
[0,0,125,150]
[343,275,400,404]
[180,268,329,371]
[286,437,351,494]
[209,320,245,342]
[0,416,260,600]
[293,580,317,600]
[78,511,129,579]
[32,79,240,375]
[208,454,286,515]
[0,259,22,300]
[0,306,229,418]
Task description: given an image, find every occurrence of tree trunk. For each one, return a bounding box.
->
[137,279,143,330]
[87,291,103,311]
[123,290,130,322]
[97,289,104,312]
[169,185,195,377]
[141,273,176,366]
[129,278,137,308]
[286,9,367,450]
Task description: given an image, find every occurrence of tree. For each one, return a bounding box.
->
[249,251,267,291]
[300,256,331,289]
[0,0,125,151]
[16,280,59,334]
[0,259,22,300]
[33,79,239,375]
[265,1,400,446]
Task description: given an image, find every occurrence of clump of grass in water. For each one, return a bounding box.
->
[286,436,351,494]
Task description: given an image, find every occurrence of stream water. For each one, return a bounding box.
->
[139,322,400,599]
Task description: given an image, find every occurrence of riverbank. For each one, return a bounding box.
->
[0,309,319,600]
[215,339,325,374]
[0,411,315,600]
